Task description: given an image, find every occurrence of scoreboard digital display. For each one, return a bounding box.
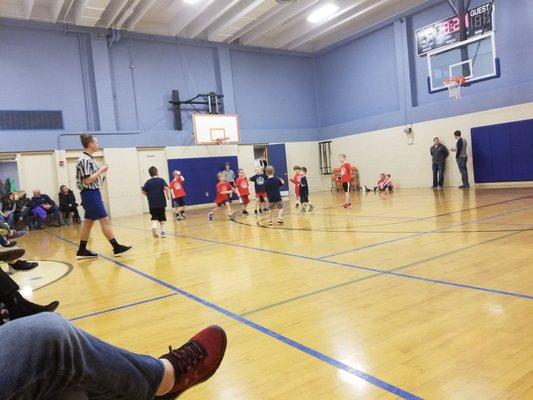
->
[416,2,494,56]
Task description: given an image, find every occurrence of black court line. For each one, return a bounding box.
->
[241,230,526,317]
[233,194,533,232]
[317,204,533,259]
[48,231,422,400]
[113,206,533,300]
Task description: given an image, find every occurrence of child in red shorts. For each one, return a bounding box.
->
[235,169,250,215]
[208,173,235,221]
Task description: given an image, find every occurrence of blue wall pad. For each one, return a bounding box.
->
[167,156,238,205]
[471,119,533,183]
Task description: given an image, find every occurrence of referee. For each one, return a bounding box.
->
[75,134,131,258]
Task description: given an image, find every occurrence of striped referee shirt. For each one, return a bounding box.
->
[76,152,101,190]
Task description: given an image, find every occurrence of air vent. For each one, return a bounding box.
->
[0,111,64,130]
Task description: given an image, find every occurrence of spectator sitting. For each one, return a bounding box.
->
[0,193,16,226]
[58,185,80,225]
[30,190,60,228]
[382,174,394,191]
[14,191,32,230]
[373,173,387,192]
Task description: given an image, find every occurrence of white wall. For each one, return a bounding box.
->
[285,141,331,194]
[103,148,144,218]
[329,102,533,188]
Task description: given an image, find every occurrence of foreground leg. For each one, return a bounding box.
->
[0,313,163,400]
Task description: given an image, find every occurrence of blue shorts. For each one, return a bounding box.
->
[80,189,108,220]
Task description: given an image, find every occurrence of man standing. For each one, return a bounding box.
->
[430,137,449,189]
[451,130,470,189]
[75,134,131,258]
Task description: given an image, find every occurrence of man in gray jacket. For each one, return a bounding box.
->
[430,137,449,189]
[451,130,470,189]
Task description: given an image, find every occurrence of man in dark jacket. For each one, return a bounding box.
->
[430,137,449,189]
[451,130,470,189]
[30,190,60,227]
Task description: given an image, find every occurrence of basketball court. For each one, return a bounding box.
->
[0,0,532,399]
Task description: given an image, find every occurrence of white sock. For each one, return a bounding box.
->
[151,221,158,230]
[160,222,166,233]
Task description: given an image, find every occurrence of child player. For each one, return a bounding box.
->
[208,173,235,221]
[264,166,284,226]
[338,154,352,208]
[235,169,250,215]
[289,165,301,209]
[298,167,314,212]
[170,170,186,221]
[141,166,171,239]
[250,166,269,215]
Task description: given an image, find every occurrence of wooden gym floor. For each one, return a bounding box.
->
[14,188,533,399]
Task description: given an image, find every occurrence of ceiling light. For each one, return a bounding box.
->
[307,3,340,23]
[183,0,201,4]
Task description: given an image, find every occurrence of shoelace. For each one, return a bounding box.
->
[168,341,206,374]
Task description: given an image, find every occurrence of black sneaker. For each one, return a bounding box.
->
[0,248,25,262]
[263,208,269,213]
[2,240,17,248]
[76,249,98,259]
[9,260,38,271]
[113,245,132,257]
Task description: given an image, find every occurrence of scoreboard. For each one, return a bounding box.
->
[416,2,494,56]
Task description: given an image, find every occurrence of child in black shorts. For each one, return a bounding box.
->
[142,167,171,238]
[264,165,285,226]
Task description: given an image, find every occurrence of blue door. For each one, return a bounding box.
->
[167,156,238,205]
[268,143,289,192]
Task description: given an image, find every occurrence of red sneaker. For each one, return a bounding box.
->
[156,325,227,399]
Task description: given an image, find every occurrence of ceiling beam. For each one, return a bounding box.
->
[168,0,215,36]
[206,0,266,42]
[127,0,157,30]
[308,0,428,52]
[223,1,286,43]
[273,0,369,49]
[181,0,240,39]
[115,0,142,28]
[52,0,66,21]
[74,0,111,27]
[99,0,129,28]
[23,0,35,19]
[238,0,321,45]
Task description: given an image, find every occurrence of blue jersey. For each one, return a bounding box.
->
[250,173,267,193]
[265,177,283,203]
[142,177,168,209]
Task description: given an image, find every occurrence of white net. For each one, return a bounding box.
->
[443,77,464,100]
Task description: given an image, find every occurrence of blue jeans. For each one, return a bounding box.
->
[0,211,15,226]
[456,157,470,187]
[0,313,164,400]
[432,162,445,187]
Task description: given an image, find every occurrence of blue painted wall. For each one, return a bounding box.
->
[0,0,532,150]
[315,25,400,127]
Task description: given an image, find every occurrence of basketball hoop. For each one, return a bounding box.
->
[443,76,465,100]
[214,137,230,145]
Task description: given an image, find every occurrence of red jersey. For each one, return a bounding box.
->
[340,162,352,183]
[214,181,232,203]
[170,176,186,198]
[235,176,250,196]
[290,173,301,195]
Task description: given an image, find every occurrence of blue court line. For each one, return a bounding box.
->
[113,207,533,300]
[47,232,422,400]
[69,293,178,321]
[317,203,533,259]
[242,230,527,316]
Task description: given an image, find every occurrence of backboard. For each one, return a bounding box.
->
[427,32,499,93]
[192,114,240,145]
